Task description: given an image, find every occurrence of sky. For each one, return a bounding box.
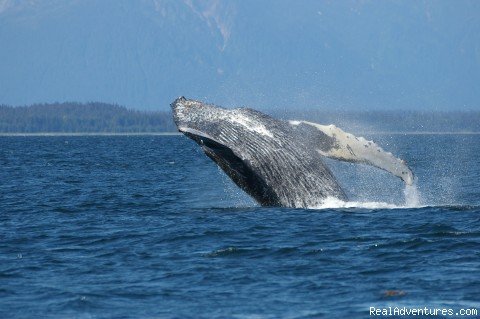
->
[0,0,479,111]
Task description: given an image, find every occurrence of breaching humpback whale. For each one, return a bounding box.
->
[171,97,414,208]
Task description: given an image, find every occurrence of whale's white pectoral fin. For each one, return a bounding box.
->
[290,121,414,185]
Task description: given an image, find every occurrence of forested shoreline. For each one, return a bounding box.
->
[0,102,176,133]
[1,102,479,133]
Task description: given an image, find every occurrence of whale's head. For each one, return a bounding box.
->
[171,96,277,144]
[171,97,229,141]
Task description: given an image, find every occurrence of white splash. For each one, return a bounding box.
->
[313,197,400,209]
[310,181,423,210]
[404,182,421,207]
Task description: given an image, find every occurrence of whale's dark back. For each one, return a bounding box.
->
[172,98,346,208]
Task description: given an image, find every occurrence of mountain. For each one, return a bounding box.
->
[1,0,479,111]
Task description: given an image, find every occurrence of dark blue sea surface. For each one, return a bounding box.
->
[1,134,479,318]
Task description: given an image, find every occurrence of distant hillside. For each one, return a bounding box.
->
[1,102,479,133]
[1,1,479,111]
[0,102,175,133]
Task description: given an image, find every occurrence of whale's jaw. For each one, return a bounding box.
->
[181,128,281,206]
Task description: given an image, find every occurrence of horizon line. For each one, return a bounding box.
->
[2,131,480,137]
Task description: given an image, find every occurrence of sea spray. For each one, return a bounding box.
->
[404,181,421,207]
[315,197,399,209]
[315,180,422,210]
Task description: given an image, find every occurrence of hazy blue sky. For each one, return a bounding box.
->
[0,0,479,111]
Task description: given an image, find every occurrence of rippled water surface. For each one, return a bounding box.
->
[1,135,479,318]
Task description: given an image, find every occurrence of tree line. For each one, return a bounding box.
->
[0,102,176,133]
[0,102,479,133]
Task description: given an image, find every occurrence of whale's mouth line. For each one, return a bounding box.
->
[177,126,217,144]
[178,126,217,150]
[178,126,207,137]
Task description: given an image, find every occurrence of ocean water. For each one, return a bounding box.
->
[1,134,479,318]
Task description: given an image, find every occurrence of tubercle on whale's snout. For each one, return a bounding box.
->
[171,97,209,134]
[171,97,191,130]
[170,96,187,110]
